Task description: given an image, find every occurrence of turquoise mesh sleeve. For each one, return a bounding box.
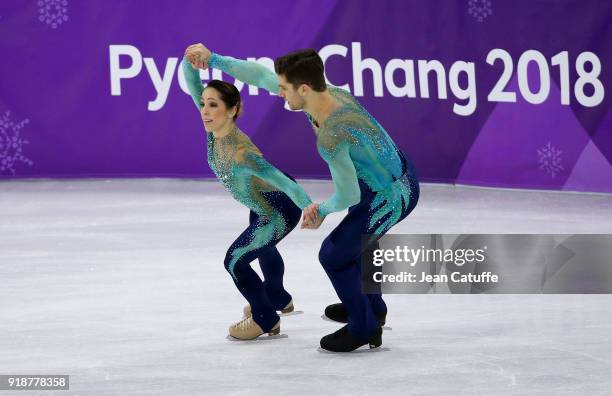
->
[209,53,279,94]
[181,57,204,110]
[243,151,312,209]
[317,138,361,217]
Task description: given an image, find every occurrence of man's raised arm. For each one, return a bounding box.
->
[185,43,279,94]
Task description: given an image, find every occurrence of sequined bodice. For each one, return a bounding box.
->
[314,87,405,192]
[207,127,278,216]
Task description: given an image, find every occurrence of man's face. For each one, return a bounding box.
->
[278,74,305,110]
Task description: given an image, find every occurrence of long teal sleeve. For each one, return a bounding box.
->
[244,151,312,210]
[317,138,361,217]
[208,53,279,94]
[181,57,204,110]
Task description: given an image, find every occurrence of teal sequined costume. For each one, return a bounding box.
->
[181,58,311,277]
[181,57,313,332]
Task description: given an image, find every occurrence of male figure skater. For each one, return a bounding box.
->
[185,44,419,352]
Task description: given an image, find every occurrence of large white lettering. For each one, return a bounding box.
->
[109,44,603,116]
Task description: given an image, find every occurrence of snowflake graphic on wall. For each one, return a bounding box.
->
[468,0,492,22]
[537,142,564,178]
[0,111,33,175]
[38,0,69,29]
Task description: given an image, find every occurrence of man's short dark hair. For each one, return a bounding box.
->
[274,49,327,92]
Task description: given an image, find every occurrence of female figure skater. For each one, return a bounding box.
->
[182,50,312,340]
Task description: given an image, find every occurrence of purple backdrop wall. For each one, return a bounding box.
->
[1,0,611,193]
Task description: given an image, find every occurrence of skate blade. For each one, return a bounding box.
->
[320,314,392,331]
[280,310,304,317]
[225,333,288,342]
[316,346,390,354]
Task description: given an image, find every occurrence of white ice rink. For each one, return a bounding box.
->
[1,179,612,395]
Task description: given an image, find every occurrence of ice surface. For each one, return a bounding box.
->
[1,179,612,395]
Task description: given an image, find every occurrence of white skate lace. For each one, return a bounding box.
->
[235,317,255,331]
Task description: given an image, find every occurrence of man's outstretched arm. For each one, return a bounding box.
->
[185,43,279,94]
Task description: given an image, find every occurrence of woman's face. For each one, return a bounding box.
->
[201,87,235,132]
